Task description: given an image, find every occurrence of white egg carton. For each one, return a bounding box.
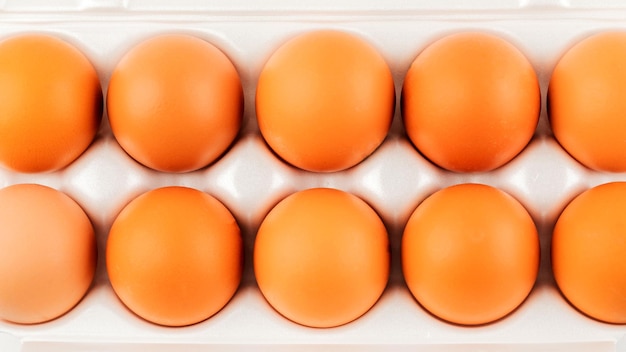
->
[1,0,626,351]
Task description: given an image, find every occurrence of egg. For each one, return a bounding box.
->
[401,32,540,172]
[402,183,539,325]
[106,186,242,327]
[254,188,389,328]
[552,182,626,324]
[0,34,102,173]
[107,34,243,173]
[255,30,395,172]
[548,31,626,172]
[0,184,96,324]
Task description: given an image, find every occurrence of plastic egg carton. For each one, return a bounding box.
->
[1,0,626,351]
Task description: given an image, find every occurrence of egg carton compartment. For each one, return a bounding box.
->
[2,0,626,351]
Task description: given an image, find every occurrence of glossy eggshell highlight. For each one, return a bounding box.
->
[254,188,389,328]
[107,34,243,172]
[0,34,102,173]
[548,32,626,172]
[552,182,626,324]
[402,184,539,325]
[106,186,242,327]
[0,184,96,324]
[402,32,540,172]
[256,30,395,172]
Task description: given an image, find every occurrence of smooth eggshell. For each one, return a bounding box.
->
[552,182,626,324]
[548,31,626,172]
[256,30,395,172]
[402,183,539,325]
[0,34,102,173]
[0,184,96,324]
[402,32,540,172]
[107,34,243,173]
[106,186,242,327]
[254,188,389,328]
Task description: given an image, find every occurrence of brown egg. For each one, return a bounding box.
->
[254,188,389,328]
[256,30,395,172]
[402,32,540,172]
[107,34,243,172]
[402,184,539,325]
[107,186,242,326]
[0,34,102,173]
[549,31,626,172]
[552,182,626,323]
[0,184,96,324]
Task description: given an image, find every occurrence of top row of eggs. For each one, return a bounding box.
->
[0,29,623,174]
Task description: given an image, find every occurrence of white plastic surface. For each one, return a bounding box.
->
[1,1,626,351]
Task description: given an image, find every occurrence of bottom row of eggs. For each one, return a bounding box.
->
[0,182,624,328]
